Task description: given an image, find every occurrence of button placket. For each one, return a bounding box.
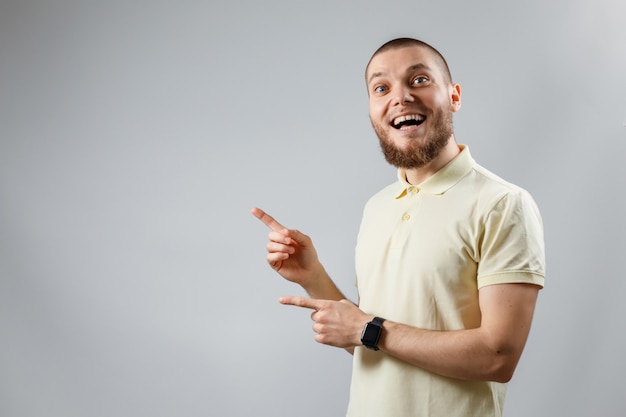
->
[401,187,419,222]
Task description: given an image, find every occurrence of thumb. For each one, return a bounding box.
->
[285,228,311,247]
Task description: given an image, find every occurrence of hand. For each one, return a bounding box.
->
[251,207,324,288]
[279,296,371,348]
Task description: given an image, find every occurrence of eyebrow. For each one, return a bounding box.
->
[367,63,432,85]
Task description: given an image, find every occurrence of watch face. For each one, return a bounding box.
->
[362,325,379,343]
[361,322,382,349]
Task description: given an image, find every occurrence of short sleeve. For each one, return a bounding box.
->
[477,189,545,289]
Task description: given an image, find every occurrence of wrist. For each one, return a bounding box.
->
[303,266,339,300]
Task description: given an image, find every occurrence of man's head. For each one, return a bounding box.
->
[365,38,461,170]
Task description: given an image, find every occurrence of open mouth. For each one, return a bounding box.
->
[391,114,425,130]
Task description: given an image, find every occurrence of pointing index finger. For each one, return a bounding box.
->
[251,207,286,232]
[279,296,324,311]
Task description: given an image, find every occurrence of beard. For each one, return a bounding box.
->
[372,106,454,169]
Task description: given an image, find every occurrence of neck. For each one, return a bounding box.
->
[405,137,460,185]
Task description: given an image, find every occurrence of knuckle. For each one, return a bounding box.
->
[315,311,328,323]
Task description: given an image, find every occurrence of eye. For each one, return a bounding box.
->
[373,85,388,94]
[412,76,428,85]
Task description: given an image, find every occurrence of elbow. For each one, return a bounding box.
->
[479,333,525,383]
[485,352,519,383]
[490,366,515,383]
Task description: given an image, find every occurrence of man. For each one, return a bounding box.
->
[252,38,545,417]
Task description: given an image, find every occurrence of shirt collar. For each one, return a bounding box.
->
[395,145,474,199]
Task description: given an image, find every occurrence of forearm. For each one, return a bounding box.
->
[302,264,346,301]
[365,283,539,382]
[286,284,537,372]
[377,321,520,382]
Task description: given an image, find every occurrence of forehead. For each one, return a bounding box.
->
[366,45,444,83]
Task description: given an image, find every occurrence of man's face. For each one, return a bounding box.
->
[366,46,461,169]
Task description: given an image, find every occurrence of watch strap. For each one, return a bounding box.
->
[372,316,385,326]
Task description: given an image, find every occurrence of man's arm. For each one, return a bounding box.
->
[377,283,539,382]
[280,282,540,382]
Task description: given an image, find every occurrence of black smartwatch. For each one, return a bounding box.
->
[360,317,385,350]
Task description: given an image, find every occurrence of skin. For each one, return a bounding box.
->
[251,44,540,383]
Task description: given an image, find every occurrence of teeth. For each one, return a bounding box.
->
[393,114,424,126]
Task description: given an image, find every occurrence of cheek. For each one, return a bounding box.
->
[369,101,386,123]
[428,91,453,110]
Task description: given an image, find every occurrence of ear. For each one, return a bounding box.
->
[450,84,462,112]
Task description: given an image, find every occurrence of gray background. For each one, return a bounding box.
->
[1,0,625,416]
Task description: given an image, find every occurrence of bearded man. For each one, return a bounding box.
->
[253,38,545,417]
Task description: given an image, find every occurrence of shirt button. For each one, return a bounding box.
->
[402,213,411,221]
[408,186,419,194]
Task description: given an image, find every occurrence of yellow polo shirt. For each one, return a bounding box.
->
[346,145,545,417]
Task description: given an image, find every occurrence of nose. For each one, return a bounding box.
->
[392,85,414,105]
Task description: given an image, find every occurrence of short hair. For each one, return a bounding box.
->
[365,38,453,85]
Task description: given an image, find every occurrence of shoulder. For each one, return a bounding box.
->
[469,163,540,214]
